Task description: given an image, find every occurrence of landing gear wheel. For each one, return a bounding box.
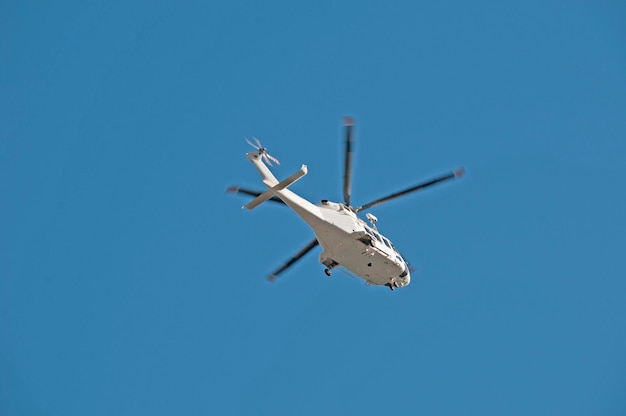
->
[324,268,332,277]
[386,283,395,291]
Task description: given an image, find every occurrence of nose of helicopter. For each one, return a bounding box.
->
[399,272,410,287]
[389,271,410,291]
[399,262,411,287]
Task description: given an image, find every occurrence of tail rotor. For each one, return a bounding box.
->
[246,137,280,166]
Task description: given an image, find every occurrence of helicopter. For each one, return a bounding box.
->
[227,117,464,290]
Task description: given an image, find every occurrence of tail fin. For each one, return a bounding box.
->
[247,152,279,187]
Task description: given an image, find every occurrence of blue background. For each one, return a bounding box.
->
[2,1,625,415]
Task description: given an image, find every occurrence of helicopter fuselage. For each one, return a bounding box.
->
[245,151,410,289]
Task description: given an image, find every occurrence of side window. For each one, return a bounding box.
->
[366,227,381,244]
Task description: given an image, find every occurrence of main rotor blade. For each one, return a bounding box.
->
[355,167,465,212]
[226,186,286,205]
[343,116,355,206]
[268,238,320,282]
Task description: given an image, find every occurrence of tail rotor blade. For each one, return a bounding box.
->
[261,152,280,166]
[355,167,465,212]
[267,238,319,282]
[245,137,259,150]
[343,116,355,207]
[265,153,280,166]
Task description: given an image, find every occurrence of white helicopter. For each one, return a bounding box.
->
[228,117,464,290]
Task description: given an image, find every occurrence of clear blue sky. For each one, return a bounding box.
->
[2,1,625,415]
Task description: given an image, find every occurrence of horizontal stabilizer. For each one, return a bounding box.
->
[227,186,286,205]
[244,165,308,210]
